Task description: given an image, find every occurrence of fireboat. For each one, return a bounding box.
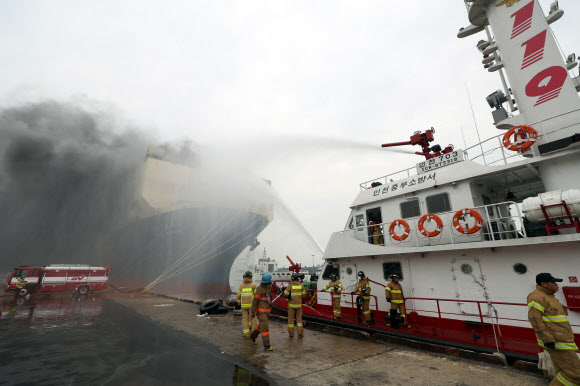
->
[270,0,580,364]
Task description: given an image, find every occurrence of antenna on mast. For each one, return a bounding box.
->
[465,82,486,165]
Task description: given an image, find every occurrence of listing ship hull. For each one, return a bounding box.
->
[102,207,269,295]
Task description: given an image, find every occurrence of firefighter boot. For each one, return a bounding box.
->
[390,309,400,329]
[265,346,274,351]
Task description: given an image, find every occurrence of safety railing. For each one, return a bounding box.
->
[403,297,580,348]
[315,289,379,312]
[343,201,527,248]
[360,133,527,190]
[272,284,380,313]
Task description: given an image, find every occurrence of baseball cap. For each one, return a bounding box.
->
[536,273,563,285]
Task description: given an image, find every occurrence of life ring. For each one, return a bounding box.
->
[452,208,483,235]
[502,125,538,152]
[418,213,443,237]
[389,219,410,241]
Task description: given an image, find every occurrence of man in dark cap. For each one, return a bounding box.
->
[527,273,580,385]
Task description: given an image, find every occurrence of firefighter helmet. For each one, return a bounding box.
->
[330,273,338,280]
[390,274,398,279]
[291,272,299,281]
[243,271,253,279]
[262,272,272,284]
[357,271,366,279]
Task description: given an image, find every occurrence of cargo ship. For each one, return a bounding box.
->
[103,146,273,294]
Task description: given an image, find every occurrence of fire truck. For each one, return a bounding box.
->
[5,264,110,295]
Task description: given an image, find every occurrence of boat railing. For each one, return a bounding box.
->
[306,289,380,313]
[359,133,527,190]
[404,297,580,347]
[342,200,527,247]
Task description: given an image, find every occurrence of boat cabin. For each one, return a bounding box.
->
[343,134,579,249]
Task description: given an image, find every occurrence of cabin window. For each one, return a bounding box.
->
[400,199,421,219]
[322,264,340,280]
[14,269,29,278]
[513,263,527,275]
[32,269,38,276]
[383,262,403,280]
[355,215,364,230]
[460,264,473,274]
[426,193,451,214]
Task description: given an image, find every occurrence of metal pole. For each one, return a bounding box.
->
[485,26,515,113]
[498,136,507,165]
[465,83,487,166]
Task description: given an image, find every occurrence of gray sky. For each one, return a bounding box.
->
[1,0,579,266]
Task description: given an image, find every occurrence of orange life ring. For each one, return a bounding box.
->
[417,213,443,237]
[452,208,483,235]
[389,219,410,241]
[502,125,538,152]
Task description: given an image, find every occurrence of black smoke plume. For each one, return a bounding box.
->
[0,101,149,268]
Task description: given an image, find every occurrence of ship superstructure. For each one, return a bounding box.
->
[272,0,580,361]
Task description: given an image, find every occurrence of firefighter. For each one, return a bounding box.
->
[13,277,26,302]
[370,221,384,245]
[322,273,342,319]
[16,277,26,291]
[284,272,307,338]
[351,271,374,324]
[250,272,274,351]
[527,273,580,386]
[237,271,258,338]
[386,274,405,326]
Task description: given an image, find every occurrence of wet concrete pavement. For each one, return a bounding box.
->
[0,294,272,385]
[112,293,548,386]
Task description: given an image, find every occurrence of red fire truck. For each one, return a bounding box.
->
[4,264,110,295]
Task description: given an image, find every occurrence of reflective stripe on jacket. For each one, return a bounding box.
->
[252,284,272,315]
[527,285,576,349]
[237,280,257,309]
[284,280,306,308]
[323,279,343,298]
[386,281,404,303]
[353,279,371,300]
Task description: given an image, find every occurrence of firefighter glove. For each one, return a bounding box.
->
[251,313,256,319]
[334,285,340,292]
[544,342,556,349]
[351,292,355,295]
[386,297,391,303]
[361,291,366,296]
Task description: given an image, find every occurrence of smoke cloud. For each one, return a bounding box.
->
[0,101,149,268]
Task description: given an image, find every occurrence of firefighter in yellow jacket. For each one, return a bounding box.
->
[284,272,307,338]
[237,271,258,338]
[351,271,374,324]
[250,273,274,351]
[386,274,405,325]
[527,273,580,386]
[322,273,342,319]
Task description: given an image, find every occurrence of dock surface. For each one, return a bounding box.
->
[112,293,547,386]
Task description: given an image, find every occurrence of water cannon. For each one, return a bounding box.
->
[286,255,301,274]
[381,128,454,160]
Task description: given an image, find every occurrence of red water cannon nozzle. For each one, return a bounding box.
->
[286,255,301,274]
[381,128,454,160]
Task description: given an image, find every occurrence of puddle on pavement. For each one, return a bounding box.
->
[0,295,271,385]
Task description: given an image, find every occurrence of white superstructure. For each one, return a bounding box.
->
[320,0,580,354]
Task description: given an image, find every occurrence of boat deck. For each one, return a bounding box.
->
[271,287,580,361]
